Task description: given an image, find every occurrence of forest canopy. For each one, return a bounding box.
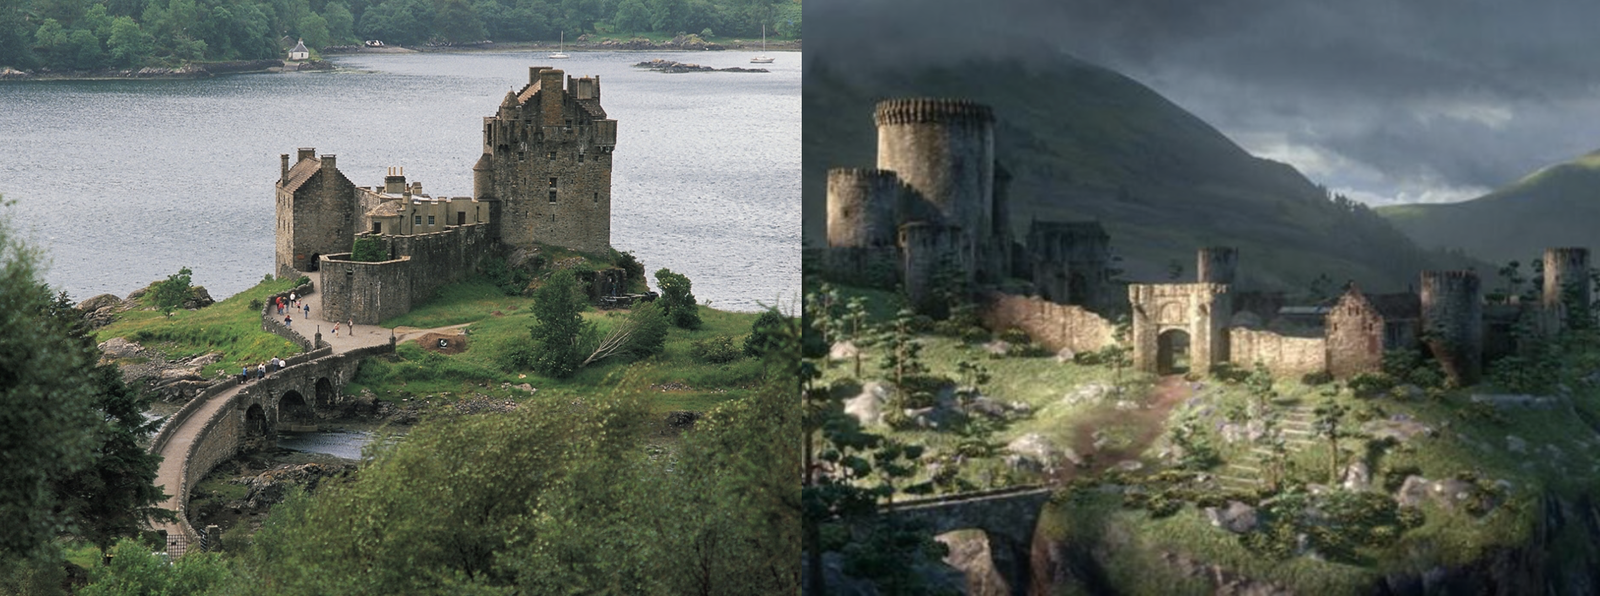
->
[0,0,799,71]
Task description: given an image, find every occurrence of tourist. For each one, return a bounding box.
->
[332,322,340,336]
[290,292,296,304]
[348,319,354,334]
[276,297,283,315]
[258,363,267,379]
[285,314,292,327]
[242,366,249,383]
[304,304,310,318]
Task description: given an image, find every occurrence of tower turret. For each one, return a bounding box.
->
[875,98,995,281]
[826,168,901,249]
[1197,247,1238,285]
[899,221,969,316]
[1420,270,1484,385]
[1543,247,1591,325]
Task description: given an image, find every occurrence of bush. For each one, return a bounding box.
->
[481,256,534,296]
[998,328,1031,345]
[1347,373,1395,397]
[743,309,790,357]
[614,251,645,282]
[248,298,263,312]
[352,236,387,262]
[1301,371,1335,386]
[151,266,194,312]
[690,335,743,364]
[700,28,713,38]
[655,268,701,329]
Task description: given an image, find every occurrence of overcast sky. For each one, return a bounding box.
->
[807,0,1600,205]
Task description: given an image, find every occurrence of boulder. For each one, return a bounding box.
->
[182,286,215,310]
[1360,415,1434,443]
[1005,433,1081,472]
[982,340,1011,357]
[1204,501,1259,534]
[829,341,859,361]
[1060,383,1111,407]
[1055,348,1076,363]
[844,382,890,427]
[1342,461,1372,492]
[77,293,124,313]
[235,462,352,511]
[1396,475,1431,508]
[98,337,144,359]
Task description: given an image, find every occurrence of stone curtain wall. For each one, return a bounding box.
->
[320,254,412,325]
[386,223,492,305]
[981,292,1113,353]
[1229,327,1327,377]
[811,246,902,290]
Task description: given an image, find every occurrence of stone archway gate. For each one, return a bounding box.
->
[1129,283,1231,374]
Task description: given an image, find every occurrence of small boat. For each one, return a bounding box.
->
[549,32,569,59]
[750,25,773,63]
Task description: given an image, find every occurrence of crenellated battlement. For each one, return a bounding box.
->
[874,98,995,126]
[1196,246,1238,284]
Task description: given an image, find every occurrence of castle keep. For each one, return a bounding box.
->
[275,67,617,324]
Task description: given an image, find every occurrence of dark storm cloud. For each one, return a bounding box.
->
[808,0,1600,203]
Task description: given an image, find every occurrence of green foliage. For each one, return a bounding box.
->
[151,266,193,313]
[1347,372,1395,397]
[654,267,701,329]
[527,269,590,378]
[1300,370,1334,386]
[350,235,386,262]
[623,301,668,357]
[1239,490,1419,564]
[877,307,928,389]
[613,250,644,282]
[690,334,744,364]
[742,307,789,357]
[79,538,232,596]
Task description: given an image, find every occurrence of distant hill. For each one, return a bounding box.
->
[804,56,1482,293]
[1378,151,1600,267]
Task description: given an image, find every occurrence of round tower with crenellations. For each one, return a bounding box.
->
[1420,270,1484,385]
[875,98,995,278]
[827,168,902,249]
[1196,246,1238,285]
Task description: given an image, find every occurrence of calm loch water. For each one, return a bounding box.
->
[0,50,799,312]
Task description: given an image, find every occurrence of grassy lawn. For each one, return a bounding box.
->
[94,276,304,378]
[349,275,770,414]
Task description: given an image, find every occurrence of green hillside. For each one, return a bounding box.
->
[804,57,1481,293]
[1378,150,1600,266]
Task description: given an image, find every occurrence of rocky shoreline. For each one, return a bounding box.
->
[0,59,331,81]
[632,59,769,73]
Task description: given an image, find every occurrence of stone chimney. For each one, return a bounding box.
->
[280,154,289,183]
[297,147,315,162]
[320,154,337,173]
[385,167,406,194]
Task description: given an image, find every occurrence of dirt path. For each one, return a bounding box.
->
[1060,375,1193,481]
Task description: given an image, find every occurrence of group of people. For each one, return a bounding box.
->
[241,356,288,382]
[276,293,311,320]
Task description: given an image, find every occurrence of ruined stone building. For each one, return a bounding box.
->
[1324,286,1421,378]
[816,98,1113,312]
[275,66,618,324]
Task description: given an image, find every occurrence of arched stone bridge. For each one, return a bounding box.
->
[881,485,1054,596]
[147,279,396,556]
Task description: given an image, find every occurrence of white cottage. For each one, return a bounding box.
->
[288,39,309,61]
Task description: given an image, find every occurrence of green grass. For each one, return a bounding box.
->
[94,276,304,378]
[348,279,769,414]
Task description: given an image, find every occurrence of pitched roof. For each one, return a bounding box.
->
[577,98,606,119]
[290,39,308,54]
[279,158,321,193]
[366,201,405,217]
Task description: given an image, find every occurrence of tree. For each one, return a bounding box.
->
[581,299,667,366]
[434,0,485,42]
[613,0,649,31]
[840,296,871,377]
[297,12,331,50]
[743,307,790,358]
[151,266,193,314]
[528,269,591,378]
[78,538,231,596]
[351,236,385,262]
[322,2,356,44]
[1312,398,1352,484]
[105,16,152,67]
[878,307,928,391]
[0,203,100,559]
[654,268,701,329]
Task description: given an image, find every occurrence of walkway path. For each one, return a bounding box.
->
[148,270,411,555]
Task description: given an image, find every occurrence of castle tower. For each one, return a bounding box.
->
[476,66,617,253]
[1196,247,1238,285]
[875,98,995,280]
[1543,247,1591,332]
[275,149,356,278]
[1420,270,1484,386]
[826,168,901,249]
[899,221,969,315]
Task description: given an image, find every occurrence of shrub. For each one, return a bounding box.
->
[151,266,193,312]
[655,268,701,329]
[743,309,790,357]
[690,335,743,364]
[1301,371,1335,386]
[999,327,1031,345]
[480,256,533,296]
[614,251,645,282]
[351,236,386,262]
[248,298,263,312]
[700,28,713,38]
[1347,373,1395,397]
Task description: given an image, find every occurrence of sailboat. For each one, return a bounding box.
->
[549,32,569,59]
[750,24,773,63]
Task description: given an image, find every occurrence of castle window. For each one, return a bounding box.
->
[547,151,556,161]
[427,215,435,225]
[593,192,597,203]
[415,215,422,225]
[457,212,466,225]
[578,152,584,163]
[549,177,557,188]
[549,190,557,203]
[372,222,381,234]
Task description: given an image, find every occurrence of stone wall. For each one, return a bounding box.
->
[981,292,1113,354]
[260,281,318,351]
[1229,327,1327,377]
[384,223,493,304]
[810,246,901,290]
[319,253,412,325]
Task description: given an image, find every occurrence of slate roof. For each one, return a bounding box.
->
[279,158,321,193]
[290,39,308,54]
[366,201,405,217]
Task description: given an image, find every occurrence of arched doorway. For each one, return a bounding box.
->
[307,253,321,272]
[1068,272,1089,306]
[1157,329,1191,375]
[315,377,335,410]
[244,404,268,439]
[279,390,314,430]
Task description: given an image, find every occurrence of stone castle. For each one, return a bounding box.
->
[817,98,1112,314]
[276,66,619,324]
[817,97,1591,384]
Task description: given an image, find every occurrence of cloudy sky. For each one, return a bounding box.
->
[807,0,1600,205]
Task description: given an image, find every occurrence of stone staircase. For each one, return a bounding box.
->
[1215,404,1318,492]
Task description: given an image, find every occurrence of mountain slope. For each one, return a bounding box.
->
[1378,151,1600,266]
[804,56,1480,292]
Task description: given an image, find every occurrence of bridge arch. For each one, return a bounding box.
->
[279,390,314,429]
[315,377,335,409]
